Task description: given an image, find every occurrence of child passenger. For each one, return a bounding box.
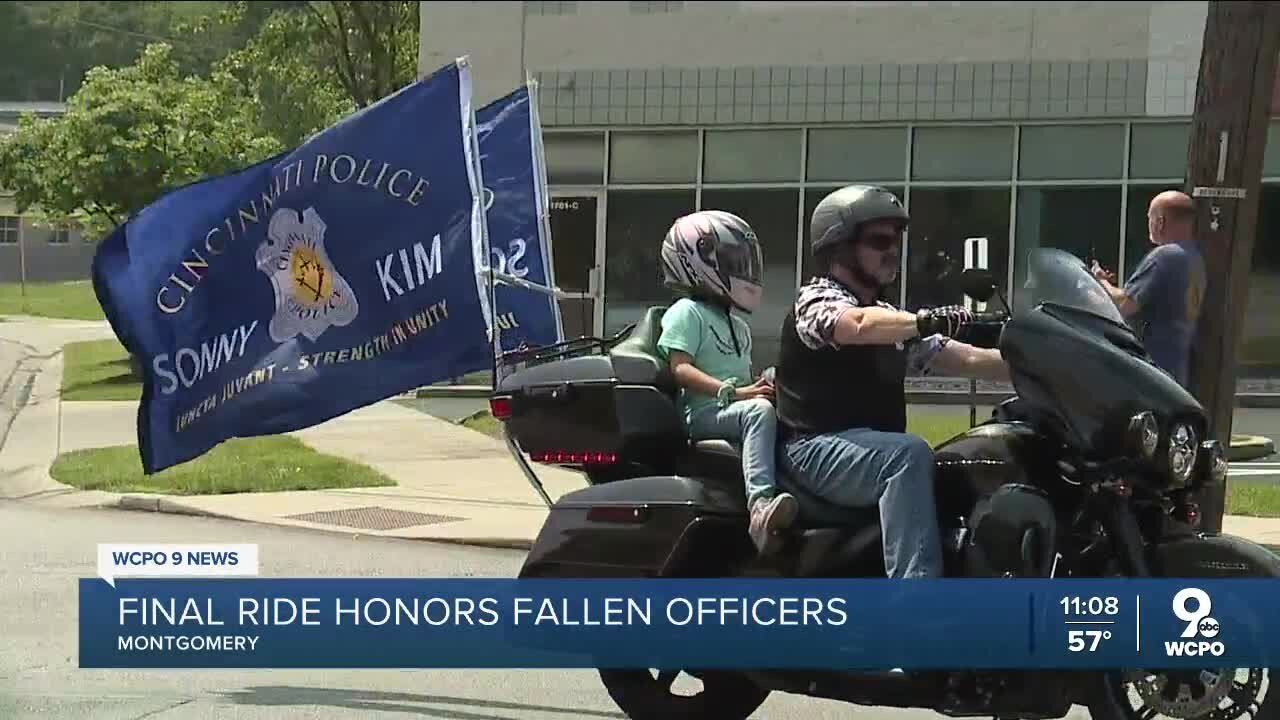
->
[655,210,799,555]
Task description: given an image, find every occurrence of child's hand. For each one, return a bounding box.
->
[735,377,775,403]
[1091,260,1115,284]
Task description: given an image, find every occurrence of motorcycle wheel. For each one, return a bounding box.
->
[1087,667,1277,720]
[1085,537,1280,720]
[597,668,770,720]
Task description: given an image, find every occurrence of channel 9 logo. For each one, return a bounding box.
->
[1165,588,1225,657]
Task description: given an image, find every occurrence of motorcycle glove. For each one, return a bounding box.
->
[916,305,974,339]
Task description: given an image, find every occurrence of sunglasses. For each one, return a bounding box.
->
[861,231,902,251]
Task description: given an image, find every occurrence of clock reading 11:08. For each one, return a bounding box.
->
[1060,596,1120,616]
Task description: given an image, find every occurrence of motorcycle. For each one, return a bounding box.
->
[488,247,1280,720]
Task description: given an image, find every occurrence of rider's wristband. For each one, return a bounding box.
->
[716,381,737,408]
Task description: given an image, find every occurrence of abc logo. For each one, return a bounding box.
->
[1166,588,1225,658]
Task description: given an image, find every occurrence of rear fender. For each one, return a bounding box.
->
[1147,532,1280,578]
[517,475,751,579]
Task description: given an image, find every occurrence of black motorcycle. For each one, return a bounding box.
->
[488,247,1280,720]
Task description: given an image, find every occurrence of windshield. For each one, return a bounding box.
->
[1018,248,1126,326]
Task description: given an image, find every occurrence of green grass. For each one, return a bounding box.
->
[461,411,502,438]
[50,436,396,496]
[61,339,142,401]
[1226,480,1280,519]
[0,280,105,321]
[906,410,971,447]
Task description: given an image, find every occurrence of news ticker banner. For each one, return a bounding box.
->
[86,544,1279,669]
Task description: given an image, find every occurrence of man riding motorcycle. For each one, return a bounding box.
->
[773,184,1011,580]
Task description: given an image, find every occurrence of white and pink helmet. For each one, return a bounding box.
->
[659,210,764,314]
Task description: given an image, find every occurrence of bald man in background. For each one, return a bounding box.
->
[1093,190,1206,388]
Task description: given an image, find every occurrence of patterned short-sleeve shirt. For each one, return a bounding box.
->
[793,276,949,376]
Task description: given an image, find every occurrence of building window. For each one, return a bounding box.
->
[544,132,606,185]
[1018,124,1125,181]
[0,216,18,245]
[1012,186,1122,309]
[806,127,908,185]
[49,227,70,245]
[911,126,1014,182]
[1129,122,1191,181]
[604,190,696,334]
[703,129,802,184]
[608,130,699,184]
[904,188,1011,311]
[700,189,800,370]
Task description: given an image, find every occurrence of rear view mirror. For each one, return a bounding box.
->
[959,268,997,303]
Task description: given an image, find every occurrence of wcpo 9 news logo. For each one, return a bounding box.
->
[1166,588,1224,657]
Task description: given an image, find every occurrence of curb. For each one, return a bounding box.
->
[416,386,493,399]
[1230,435,1276,462]
[108,494,534,551]
[456,408,492,425]
[113,494,239,520]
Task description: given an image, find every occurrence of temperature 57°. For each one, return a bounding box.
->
[1068,629,1112,652]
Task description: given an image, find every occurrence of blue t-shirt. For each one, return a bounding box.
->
[1124,241,1206,387]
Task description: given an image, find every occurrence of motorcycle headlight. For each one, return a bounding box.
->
[1127,411,1159,459]
[1168,423,1197,486]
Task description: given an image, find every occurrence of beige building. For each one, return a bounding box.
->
[420,0,1280,374]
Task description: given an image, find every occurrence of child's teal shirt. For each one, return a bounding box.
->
[655,297,754,422]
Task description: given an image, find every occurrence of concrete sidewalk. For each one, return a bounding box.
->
[2,355,585,549]
[63,399,586,548]
[1,317,1280,552]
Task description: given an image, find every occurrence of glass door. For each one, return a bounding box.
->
[547,191,605,339]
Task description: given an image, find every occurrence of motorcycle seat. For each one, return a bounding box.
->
[607,306,677,395]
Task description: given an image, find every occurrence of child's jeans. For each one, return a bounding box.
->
[687,398,780,507]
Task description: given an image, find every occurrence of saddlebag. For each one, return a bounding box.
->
[517,474,752,579]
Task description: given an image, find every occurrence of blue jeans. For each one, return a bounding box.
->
[783,428,942,579]
[688,398,780,507]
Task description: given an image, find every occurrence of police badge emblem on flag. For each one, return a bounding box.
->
[255,207,359,343]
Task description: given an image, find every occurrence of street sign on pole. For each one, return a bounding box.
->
[963,237,988,427]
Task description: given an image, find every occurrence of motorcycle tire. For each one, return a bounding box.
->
[1085,537,1280,720]
[1086,666,1278,720]
[598,668,770,720]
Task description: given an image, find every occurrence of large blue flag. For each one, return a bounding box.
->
[475,83,563,355]
[91,59,495,473]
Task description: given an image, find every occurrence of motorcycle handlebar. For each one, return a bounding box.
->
[967,310,1009,326]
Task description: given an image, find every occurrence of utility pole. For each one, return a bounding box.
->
[1184,1,1280,533]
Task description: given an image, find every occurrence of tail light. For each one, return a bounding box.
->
[529,450,617,466]
[1181,502,1201,527]
[490,395,513,420]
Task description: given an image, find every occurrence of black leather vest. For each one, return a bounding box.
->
[774,298,908,438]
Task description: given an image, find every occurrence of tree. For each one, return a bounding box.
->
[0,43,282,240]
[207,1,419,147]
[212,6,356,148]
[0,1,251,101]
[301,1,420,109]
[1183,1,1280,532]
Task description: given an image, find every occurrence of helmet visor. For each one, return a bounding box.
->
[715,235,763,285]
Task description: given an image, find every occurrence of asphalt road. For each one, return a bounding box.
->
[0,502,980,720]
